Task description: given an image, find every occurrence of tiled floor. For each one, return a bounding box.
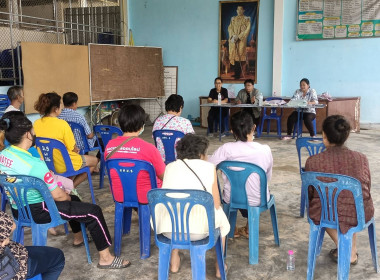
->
[14,126,380,279]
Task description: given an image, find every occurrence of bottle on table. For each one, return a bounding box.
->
[258,95,263,106]
[217,93,221,105]
[287,250,295,271]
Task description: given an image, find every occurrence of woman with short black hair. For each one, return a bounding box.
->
[105,104,165,204]
[209,110,273,238]
[305,115,374,265]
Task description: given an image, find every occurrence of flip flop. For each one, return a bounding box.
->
[329,248,338,262]
[238,226,249,239]
[329,248,359,265]
[97,256,131,269]
[73,235,93,247]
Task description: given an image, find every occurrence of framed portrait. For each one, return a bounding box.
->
[219,0,259,83]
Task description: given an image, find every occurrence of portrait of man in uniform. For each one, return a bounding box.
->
[219,1,259,83]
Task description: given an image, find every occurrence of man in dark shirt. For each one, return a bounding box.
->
[207,77,229,135]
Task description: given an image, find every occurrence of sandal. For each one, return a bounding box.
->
[329,248,359,265]
[73,235,93,247]
[97,256,131,269]
[238,226,249,239]
[329,248,338,262]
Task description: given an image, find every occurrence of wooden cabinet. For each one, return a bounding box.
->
[199,96,360,133]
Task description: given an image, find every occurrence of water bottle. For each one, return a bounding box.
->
[287,250,295,271]
[258,95,263,106]
[217,93,221,105]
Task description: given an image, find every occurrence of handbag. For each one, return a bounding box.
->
[0,247,20,280]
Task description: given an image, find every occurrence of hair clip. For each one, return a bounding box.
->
[3,118,10,130]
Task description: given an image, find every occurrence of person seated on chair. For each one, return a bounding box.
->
[208,110,273,238]
[155,134,230,278]
[33,92,98,188]
[105,104,165,204]
[0,112,131,269]
[152,94,194,161]
[0,210,65,279]
[234,79,262,127]
[305,115,374,265]
[4,86,24,113]
[282,78,318,140]
[58,92,101,171]
[207,77,229,137]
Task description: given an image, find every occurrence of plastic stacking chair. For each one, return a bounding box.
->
[0,94,10,118]
[293,113,317,138]
[35,137,96,204]
[94,125,123,188]
[106,158,157,259]
[216,161,280,265]
[296,137,325,217]
[67,121,104,189]
[258,97,283,138]
[302,171,379,280]
[0,174,92,264]
[28,275,42,280]
[0,184,8,211]
[147,189,226,280]
[153,130,185,164]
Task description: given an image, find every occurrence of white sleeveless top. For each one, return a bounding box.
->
[154,159,230,237]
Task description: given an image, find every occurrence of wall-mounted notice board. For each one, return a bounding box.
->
[89,44,164,102]
[297,0,380,40]
[22,42,90,114]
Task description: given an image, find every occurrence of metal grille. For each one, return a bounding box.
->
[0,0,126,86]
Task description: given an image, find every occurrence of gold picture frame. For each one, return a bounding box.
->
[219,0,259,83]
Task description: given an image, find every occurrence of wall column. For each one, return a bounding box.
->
[272,0,284,96]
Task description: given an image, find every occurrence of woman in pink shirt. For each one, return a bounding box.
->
[208,110,273,237]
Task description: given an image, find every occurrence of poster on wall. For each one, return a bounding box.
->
[219,0,259,83]
[297,0,380,40]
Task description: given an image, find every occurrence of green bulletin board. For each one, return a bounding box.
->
[297,0,380,40]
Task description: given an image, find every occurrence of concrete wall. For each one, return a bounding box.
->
[128,0,274,120]
[128,0,380,124]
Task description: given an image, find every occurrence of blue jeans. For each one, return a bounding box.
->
[26,246,65,280]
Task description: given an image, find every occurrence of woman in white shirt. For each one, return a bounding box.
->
[156,134,230,278]
[208,110,273,238]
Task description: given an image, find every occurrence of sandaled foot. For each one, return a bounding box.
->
[351,253,359,265]
[97,256,131,269]
[329,248,338,262]
[238,226,249,239]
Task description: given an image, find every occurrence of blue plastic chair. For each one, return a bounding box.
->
[28,275,42,280]
[296,137,326,217]
[147,189,226,280]
[67,121,105,189]
[258,97,283,138]
[0,184,8,211]
[0,174,92,264]
[293,113,317,138]
[302,171,379,280]
[94,125,123,188]
[152,130,185,165]
[0,94,10,118]
[35,137,96,204]
[106,158,157,259]
[216,161,280,264]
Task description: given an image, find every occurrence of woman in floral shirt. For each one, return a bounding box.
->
[152,94,194,162]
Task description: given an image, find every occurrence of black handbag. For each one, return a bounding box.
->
[0,247,20,280]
